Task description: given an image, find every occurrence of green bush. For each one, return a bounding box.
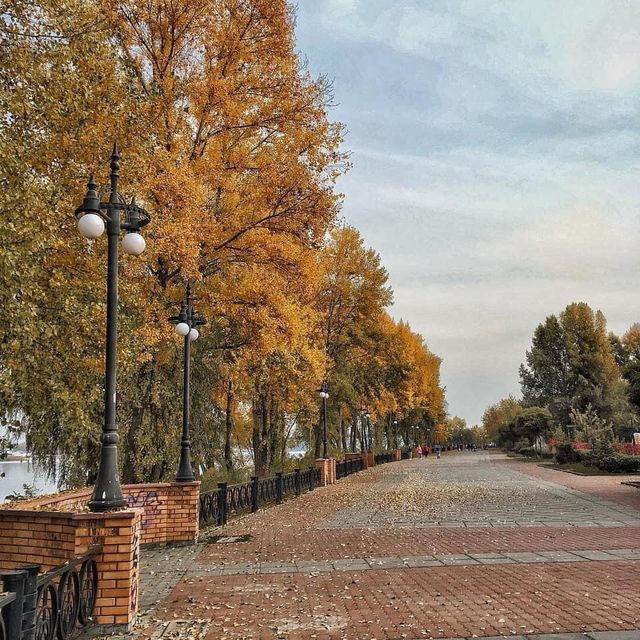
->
[582,439,615,467]
[596,455,640,473]
[513,438,530,453]
[555,442,582,464]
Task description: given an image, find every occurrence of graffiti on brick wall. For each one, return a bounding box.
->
[126,489,162,529]
[130,528,140,614]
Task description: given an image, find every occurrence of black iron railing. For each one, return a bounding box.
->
[374,452,394,465]
[199,451,400,528]
[400,448,412,460]
[1,549,100,640]
[0,591,16,640]
[200,466,321,527]
[335,457,363,479]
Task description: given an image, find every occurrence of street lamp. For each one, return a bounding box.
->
[365,411,372,451]
[168,282,206,481]
[318,381,329,458]
[75,144,150,512]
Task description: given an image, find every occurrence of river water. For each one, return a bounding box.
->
[0,459,58,502]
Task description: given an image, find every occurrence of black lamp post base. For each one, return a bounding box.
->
[88,482,126,512]
[175,451,195,482]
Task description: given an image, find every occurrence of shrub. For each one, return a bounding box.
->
[555,442,582,464]
[572,441,590,450]
[613,442,640,455]
[596,455,640,473]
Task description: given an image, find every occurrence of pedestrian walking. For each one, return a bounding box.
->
[415,445,422,458]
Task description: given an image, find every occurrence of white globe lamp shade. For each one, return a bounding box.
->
[175,322,190,336]
[122,232,146,256]
[78,213,105,239]
[189,328,199,341]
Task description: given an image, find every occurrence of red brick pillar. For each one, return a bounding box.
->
[394,448,401,462]
[315,459,337,485]
[74,509,142,629]
[168,481,200,543]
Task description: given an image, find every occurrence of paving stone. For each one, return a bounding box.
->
[533,635,596,640]
[536,551,588,562]
[504,552,548,563]
[136,453,640,639]
[476,556,514,564]
[571,550,621,561]
[587,632,640,639]
[403,557,444,567]
[602,548,640,558]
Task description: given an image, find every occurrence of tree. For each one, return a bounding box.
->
[621,324,640,413]
[0,0,348,485]
[497,406,553,449]
[0,0,446,485]
[519,315,572,424]
[482,396,523,441]
[568,405,613,443]
[520,303,621,427]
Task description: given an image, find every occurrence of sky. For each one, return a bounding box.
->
[295,0,640,426]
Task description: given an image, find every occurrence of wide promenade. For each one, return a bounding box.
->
[131,452,640,639]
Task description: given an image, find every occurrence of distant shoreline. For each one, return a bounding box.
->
[3,454,31,462]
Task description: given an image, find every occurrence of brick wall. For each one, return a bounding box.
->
[1,481,200,546]
[74,510,141,626]
[0,512,76,571]
[0,480,199,631]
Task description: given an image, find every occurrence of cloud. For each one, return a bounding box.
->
[296,0,640,424]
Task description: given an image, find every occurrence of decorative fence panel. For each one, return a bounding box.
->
[0,591,15,640]
[336,457,363,479]
[199,466,320,527]
[374,452,394,465]
[0,549,100,640]
[199,452,398,528]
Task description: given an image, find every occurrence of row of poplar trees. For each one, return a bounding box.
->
[0,0,446,486]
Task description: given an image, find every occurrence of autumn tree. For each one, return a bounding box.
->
[0,0,446,485]
[0,0,347,484]
[482,396,523,442]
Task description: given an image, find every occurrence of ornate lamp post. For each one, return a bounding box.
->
[365,410,372,451]
[75,144,150,511]
[168,282,206,481]
[318,381,329,458]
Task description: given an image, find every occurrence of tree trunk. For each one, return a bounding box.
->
[252,388,270,477]
[339,407,347,451]
[350,416,358,451]
[359,416,367,451]
[224,379,235,472]
[314,417,322,459]
[122,361,154,484]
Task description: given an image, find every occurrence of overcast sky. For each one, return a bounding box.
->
[296,0,640,426]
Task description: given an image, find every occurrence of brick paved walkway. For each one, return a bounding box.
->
[128,453,640,639]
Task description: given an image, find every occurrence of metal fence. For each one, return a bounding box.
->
[200,466,321,527]
[200,452,400,528]
[335,457,363,479]
[374,452,394,465]
[1,549,99,640]
[400,447,412,460]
